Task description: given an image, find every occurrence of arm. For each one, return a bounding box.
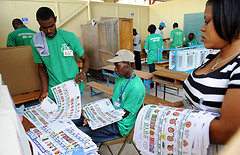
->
[38,63,49,102]
[210,89,240,144]
[6,33,16,47]
[74,52,90,83]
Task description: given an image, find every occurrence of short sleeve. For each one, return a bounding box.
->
[160,35,164,48]
[6,33,16,46]
[170,31,174,39]
[229,66,240,88]
[133,35,139,44]
[30,39,43,63]
[69,32,84,58]
[144,36,149,49]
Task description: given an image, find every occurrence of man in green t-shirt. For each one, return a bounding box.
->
[170,22,186,49]
[184,33,198,47]
[7,18,36,47]
[144,24,164,89]
[31,7,90,102]
[78,50,145,143]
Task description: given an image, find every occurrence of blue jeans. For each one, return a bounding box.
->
[72,117,122,143]
[148,63,155,88]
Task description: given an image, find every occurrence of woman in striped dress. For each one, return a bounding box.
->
[174,0,240,145]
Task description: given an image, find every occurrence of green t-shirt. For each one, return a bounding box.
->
[112,74,145,137]
[144,34,164,64]
[170,28,185,49]
[184,39,198,47]
[30,29,85,99]
[7,27,36,47]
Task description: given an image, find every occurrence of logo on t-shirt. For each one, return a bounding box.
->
[61,43,70,53]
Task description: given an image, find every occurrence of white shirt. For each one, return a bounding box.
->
[155,28,164,39]
[133,34,141,52]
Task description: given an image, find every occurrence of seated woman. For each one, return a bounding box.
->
[183,33,198,47]
[170,0,240,145]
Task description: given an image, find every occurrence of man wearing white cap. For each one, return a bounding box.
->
[78,49,145,143]
[155,22,168,41]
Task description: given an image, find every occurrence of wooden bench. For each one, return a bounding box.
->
[86,81,113,97]
[12,90,41,104]
[154,61,169,70]
[86,81,173,106]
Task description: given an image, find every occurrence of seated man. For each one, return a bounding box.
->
[77,49,145,143]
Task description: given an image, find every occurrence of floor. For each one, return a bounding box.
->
[22,62,184,155]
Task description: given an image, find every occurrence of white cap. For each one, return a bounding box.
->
[107,49,134,63]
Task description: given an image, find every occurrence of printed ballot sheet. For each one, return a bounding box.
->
[133,105,222,155]
[24,97,58,127]
[24,80,82,127]
[82,98,125,130]
[27,120,98,155]
[50,80,81,121]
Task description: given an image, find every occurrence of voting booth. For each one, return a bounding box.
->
[81,17,133,70]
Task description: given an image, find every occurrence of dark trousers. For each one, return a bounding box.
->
[134,51,142,70]
[148,63,155,88]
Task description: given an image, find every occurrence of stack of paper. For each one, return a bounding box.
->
[82,98,125,130]
[133,105,223,155]
[23,80,99,155]
[27,120,98,155]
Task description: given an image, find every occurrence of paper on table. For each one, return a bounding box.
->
[27,120,98,155]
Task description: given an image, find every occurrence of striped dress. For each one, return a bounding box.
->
[183,52,240,113]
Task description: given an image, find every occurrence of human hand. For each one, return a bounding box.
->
[81,109,85,117]
[83,117,90,126]
[74,71,86,84]
[39,91,49,103]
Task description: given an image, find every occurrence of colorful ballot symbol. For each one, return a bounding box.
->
[185,121,191,128]
[161,133,166,140]
[183,140,188,147]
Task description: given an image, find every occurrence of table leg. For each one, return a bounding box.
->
[163,85,166,100]
[155,82,157,97]
[107,76,109,87]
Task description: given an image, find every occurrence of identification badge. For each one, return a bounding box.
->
[64,50,73,56]
[114,101,121,108]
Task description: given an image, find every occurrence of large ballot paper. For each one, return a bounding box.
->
[24,80,82,127]
[50,80,82,121]
[133,105,224,155]
[82,98,125,130]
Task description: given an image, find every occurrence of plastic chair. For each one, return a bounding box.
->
[98,127,140,155]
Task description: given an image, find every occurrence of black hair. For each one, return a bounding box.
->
[12,18,23,26]
[133,28,137,34]
[148,24,156,34]
[36,7,55,21]
[189,33,194,37]
[206,0,240,44]
[173,23,178,28]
